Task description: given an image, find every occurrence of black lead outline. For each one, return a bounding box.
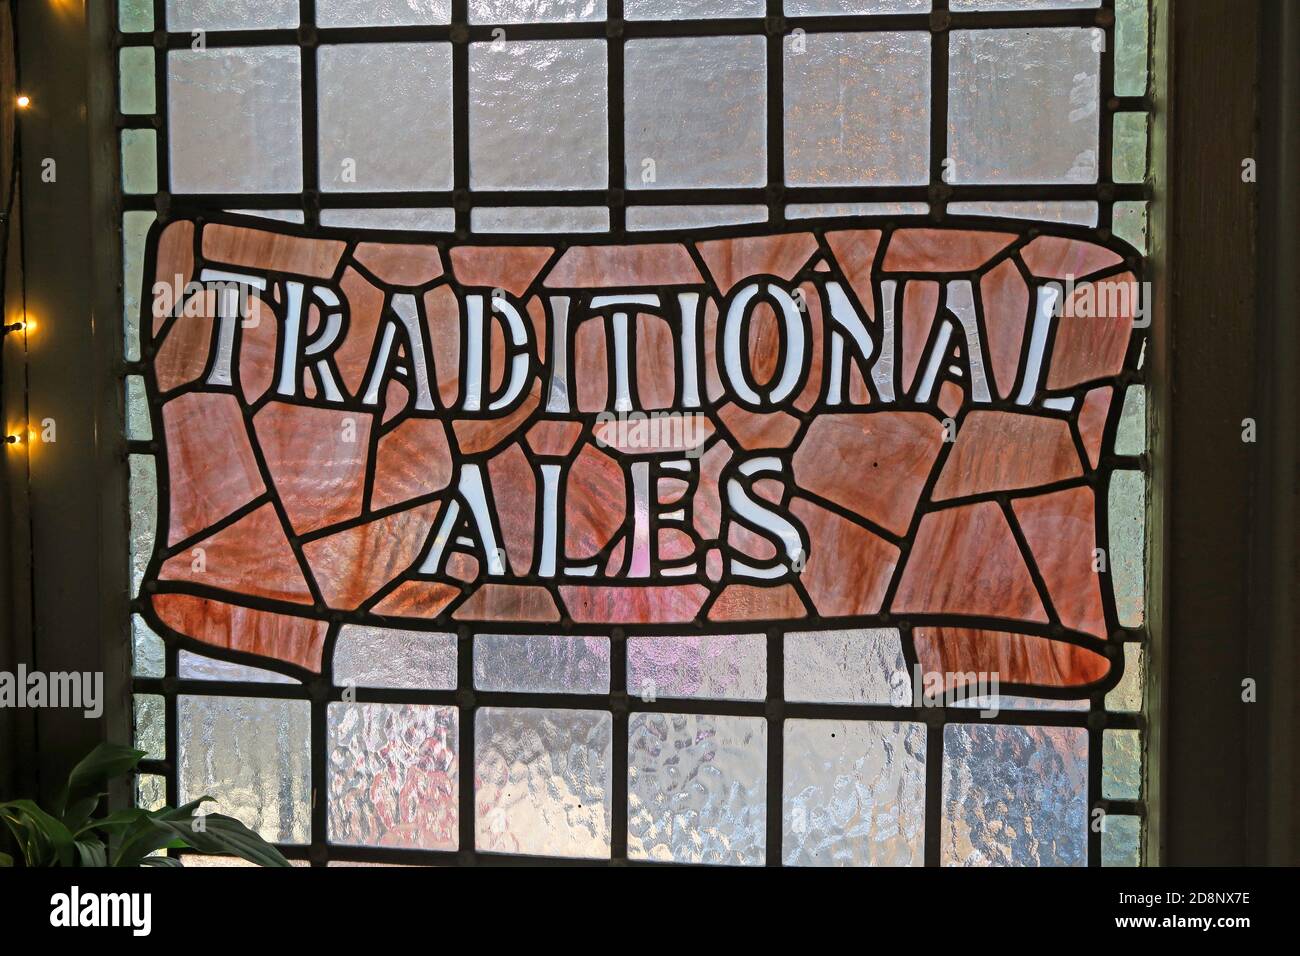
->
[117,0,1148,867]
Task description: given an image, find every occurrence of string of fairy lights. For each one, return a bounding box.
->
[3,84,33,448]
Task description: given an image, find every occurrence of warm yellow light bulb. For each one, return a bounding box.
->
[15,94,30,109]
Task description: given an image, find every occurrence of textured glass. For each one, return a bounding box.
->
[952,694,1088,712]
[942,723,1088,866]
[627,633,766,702]
[627,712,766,865]
[333,626,456,690]
[120,129,157,195]
[123,211,155,363]
[626,0,762,16]
[119,47,156,116]
[784,32,930,187]
[128,455,156,598]
[951,0,1097,8]
[787,201,929,218]
[165,0,298,30]
[948,28,1100,184]
[328,703,459,850]
[1113,200,1148,254]
[1109,469,1145,627]
[475,707,612,858]
[624,36,766,190]
[785,628,910,706]
[783,719,926,867]
[120,0,154,32]
[136,773,167,812]
[317,0,452,26]
[1102,728,1142,800]
[469,0,607,23]
[946,200,1099,226]
[225,209,305,223]
[126,375,152,441]
[471,207,610,233]
[1114,384,1146,455]
[178,695,312,844]
[474,634,610,694]
[627,205,767,231]
[168,48,303,194]
[319,207,455,231]
[1113,112,1148,184]
[133,694,166,760]
[177,651,299,683]
[1102,813,1141,866]
[1114,0,1149,97]
[785,0,929,12]
[132,616,165,679]
[318,43,454,193]
[1106,643,1144,712]
[469,40,608,190]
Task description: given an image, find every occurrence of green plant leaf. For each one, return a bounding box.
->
[80,807,149,836]
[0,850,13,866]
[74,838,108,868]
[0,800,77,867]
[57,743,145,819]
[111,816,184,868]
[139,855,183,867]
[148,809,291,868]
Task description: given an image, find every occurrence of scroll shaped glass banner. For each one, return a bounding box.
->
[139,216,1142,696]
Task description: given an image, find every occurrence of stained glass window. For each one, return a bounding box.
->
[120,0,1151,866]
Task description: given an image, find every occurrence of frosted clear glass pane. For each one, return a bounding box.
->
[784,32,930,187]
[784,628,910,706]
[946,200,1099,226]
[1102,728,1142,800]
[121,129,157,195]
[332,626,456,690]
[1114,383,1146,455]
[165,0,298,30]
[1113,200,1148,254]
[1109,469,1145,627]
[125,375,151,441]
[177,650,299,683]
[1102,813,1141,866]
[168,48,303,194]
[134,694,166,760]
[178,695,312,844]
[120,47,156,115]
[132,615,165,679]
[951,694,1088,712]
[128,455,156,597]
[950,0,1098,8]
[942,723,1088,866]
[628,712,766,865]
[1113,111,1148,184]
[471,207,610,233]
[785,0,930,12]
[948,28,1101,184]
[469,40,608,190]
[319,207,455,231]
[626,0,764,18]
[626,205,767,231]
[1114,0,1148,97]
[469,0,607,23]
[473,634,610,694]
[224,209,305,223]
[787,201,929,219]
[475,707,612,858]
[120,0,154,32]
[317,0,452,26]
[328,703,459,850]
[136,773,167,811]
[318,43,453,193]
[783,719,926,866]
[1106,643,1144,712]
[624,36,766,190]
[627,633,766,702]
